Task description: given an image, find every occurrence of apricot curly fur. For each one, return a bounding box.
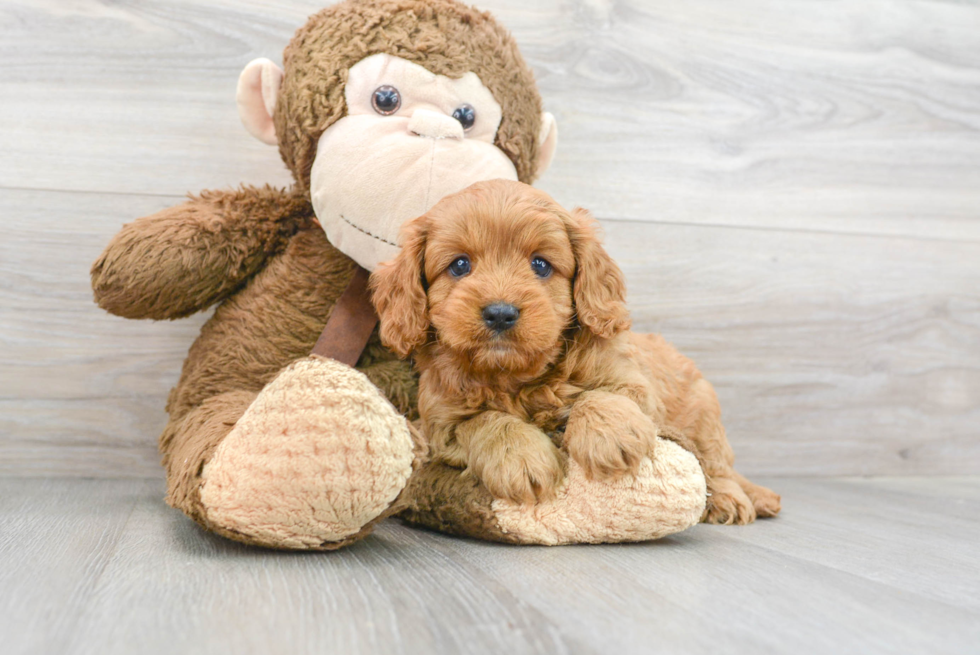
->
[373,180,781,520]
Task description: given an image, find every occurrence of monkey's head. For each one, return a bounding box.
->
[237,0,558,270]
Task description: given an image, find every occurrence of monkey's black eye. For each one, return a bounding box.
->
[531,256,552,278]
[452,104,476,131]
[372,85,401,115]
[448,255,471,278]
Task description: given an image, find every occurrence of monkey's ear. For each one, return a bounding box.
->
[369,216,430,358]
[535,112,559,177]
[237,58,283,146]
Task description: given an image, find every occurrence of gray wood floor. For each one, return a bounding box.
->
[1,476,978,655]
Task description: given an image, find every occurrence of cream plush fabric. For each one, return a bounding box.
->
[200,356,415,549]
[492,439,706,545]
[236,58,283,146]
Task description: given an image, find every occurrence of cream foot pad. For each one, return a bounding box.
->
[493,438,706,545]
[200,356,415,549]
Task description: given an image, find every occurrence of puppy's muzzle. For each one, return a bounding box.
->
[482,302,520,333]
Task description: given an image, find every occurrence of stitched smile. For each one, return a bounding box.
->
[339,214,398,247]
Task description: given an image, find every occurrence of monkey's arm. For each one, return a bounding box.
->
[91,185,315,320]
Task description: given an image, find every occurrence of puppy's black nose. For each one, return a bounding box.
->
[482,302,520,332]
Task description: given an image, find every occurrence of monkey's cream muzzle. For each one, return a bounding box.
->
[239,52,556,272]
[408,109,466,140]
[310,54,519,271]
[311,116,517,271]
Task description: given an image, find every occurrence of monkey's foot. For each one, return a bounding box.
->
[404,437,706,545]
[199,356,416,549]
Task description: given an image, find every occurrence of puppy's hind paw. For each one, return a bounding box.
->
[702,478,757,525]
[738,477,782,518]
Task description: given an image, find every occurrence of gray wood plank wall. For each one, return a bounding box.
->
[1,0,978,477]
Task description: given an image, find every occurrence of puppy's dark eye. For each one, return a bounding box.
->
[372,85,401,115]
[531,256,552,278]
[448,255,471,278]
[452,104,476,131]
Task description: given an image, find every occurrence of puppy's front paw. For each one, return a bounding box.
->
[564,393,658,481]
[469,423,564,505]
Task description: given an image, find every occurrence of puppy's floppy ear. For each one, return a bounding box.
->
[369,215,430,358]
[565,208,631,339]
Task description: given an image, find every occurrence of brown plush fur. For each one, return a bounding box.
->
[91,0,544,547]
[400,457,522,543]
[372,180,781,523]
[91,186,315,321]
[276,0,544,191]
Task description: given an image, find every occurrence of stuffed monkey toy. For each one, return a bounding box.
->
[91,0,707,549]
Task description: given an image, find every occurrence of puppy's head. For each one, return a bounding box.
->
[371,180,630,378]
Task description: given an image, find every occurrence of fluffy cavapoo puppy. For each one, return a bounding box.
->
[370,180,780,524]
